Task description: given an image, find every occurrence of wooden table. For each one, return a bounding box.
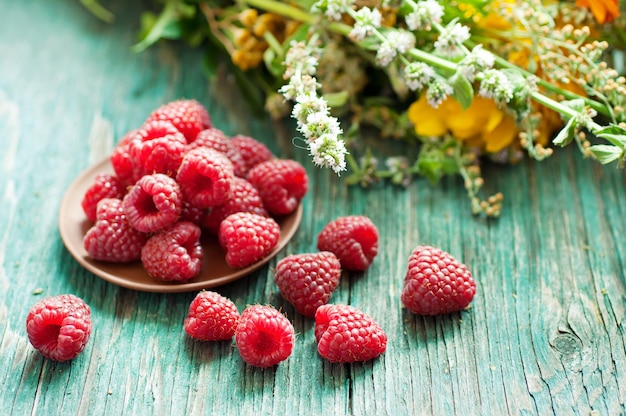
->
[2,1,625,415]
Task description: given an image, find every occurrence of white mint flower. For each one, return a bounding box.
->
[457,45,495,82]
[313,0,355,21]
[309,133,348,174]
[405,0,444,31]
[301,111,343,140]
[349,7,382,42]
[426,79,453,108]
[283,41,319,79]
[478,69,514,103]
[387,30,416,54]
[376,41,397,66]
[279,75,320,100]
[404,62,435,91]
[434,21,470,57]
[291,94,329,127]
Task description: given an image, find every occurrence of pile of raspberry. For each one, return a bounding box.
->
[80,99,309,282]
[26,99,477,366]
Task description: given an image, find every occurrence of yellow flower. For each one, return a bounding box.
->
[408,94,518,153]
[576,0,619,24]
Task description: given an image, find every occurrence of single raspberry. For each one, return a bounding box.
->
[128,120,186,178]
[176,148,234,209]
[184,291,240,341]
[202,177,268,234]
[123,173,182,233]
[180,200,207,226]
[315,304,387,363]
[317,215,379,271]
[145,99,212,143]
[110,129,141,186]
[83,198,147,262]
[81,173,125,222]
[187,128,247,177]
[26,294,92,362]
[246,159,308,216]
[235,305,294,368]
[274,252,342,318]
[401,245,476,315]
[218,212,280,268]
[141,221,203,282]
[230,135,273,176]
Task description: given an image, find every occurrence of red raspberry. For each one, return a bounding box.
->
[123,173,183,233]
[235,305,294,368]
[218,212,280,268]
[317,215,379,271]
[202,177,268,234]
[188,128,247,177]
[230,135,273,176]
[246,159,308,215]
[110,129,141,186]
[83,198,147,262]
[81,173,125,222]
[274,252,342,318]
[176,148,234,209]
[145,99,212,143]
[26,294,92,362]
[184,291,240,341]
[180,200,207,226]
[141,221,203,282]
[315,304,387,363]
[401,245,476,315]
[128,120,186,178]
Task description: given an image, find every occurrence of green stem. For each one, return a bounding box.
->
[492,54,611,118]
[241,0,351,35]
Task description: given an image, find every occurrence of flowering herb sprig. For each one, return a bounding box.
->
[83,0,626,217]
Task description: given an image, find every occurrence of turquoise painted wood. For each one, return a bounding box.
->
[1,1,625,415]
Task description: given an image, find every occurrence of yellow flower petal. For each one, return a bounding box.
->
[408,95,448,137]
[483,115,518,153]
[447,97,495,140]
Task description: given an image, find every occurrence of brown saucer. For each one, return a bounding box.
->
[58,158,302,293]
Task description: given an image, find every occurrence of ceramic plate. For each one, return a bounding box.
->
[58,158,302,293]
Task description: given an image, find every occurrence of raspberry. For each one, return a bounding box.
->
[110,129,141,186]
[141,221,203,282]
[400,245,476,315]
[315,304,387,363]
[81,173,125,222]
[26,294,92,362]
[128,120,186,178]
[235,305,294,368]
[184,291,240,341]
[202,177,268,234]
[246,159,308,215]
[176,148,234,209]
[123,173,183,233]
[274,252,342,318]
[230,135,273,176]
[83,198,147,262]
[218,212,280,268]
[145,99,212,143]
[317,215,379,271]
[180,200,206,226]
[188,128,247,177]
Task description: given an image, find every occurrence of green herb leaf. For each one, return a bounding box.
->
[450,74,473,110]
[589,145,624,164]
[552,117,577,147]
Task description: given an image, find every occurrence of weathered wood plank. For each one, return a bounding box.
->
[1,0,626,415]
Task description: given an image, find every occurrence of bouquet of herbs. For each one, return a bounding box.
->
[84,0,626,217]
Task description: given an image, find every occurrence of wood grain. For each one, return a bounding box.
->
[1,0,625,415]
